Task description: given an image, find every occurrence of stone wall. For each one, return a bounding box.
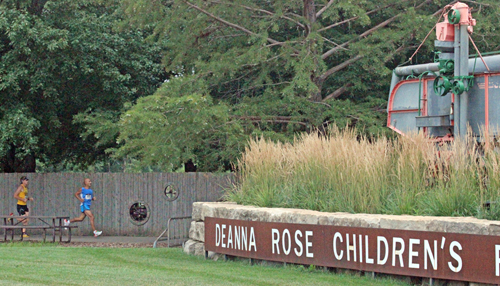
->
[184,202,500,284]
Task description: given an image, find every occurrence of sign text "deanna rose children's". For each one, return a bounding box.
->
[205,217,500,284]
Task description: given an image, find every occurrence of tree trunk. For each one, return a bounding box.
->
[304,0,322,102]
[323,83,354,101]
[0,144,36,173]
[28,0,48,16]
[303,0,316,36]
[311,77,324,102]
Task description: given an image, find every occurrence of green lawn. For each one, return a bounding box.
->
[0,243,410,286]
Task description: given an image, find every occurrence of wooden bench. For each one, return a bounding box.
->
[0,215,78,243]
[0,225,78,243]
[55,225,78,243]
[1,225,51,242]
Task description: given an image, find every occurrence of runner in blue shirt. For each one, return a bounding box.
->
[64,178,102,237]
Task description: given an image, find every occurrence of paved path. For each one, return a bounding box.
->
[1,235,183,247]
[72,235,158,244]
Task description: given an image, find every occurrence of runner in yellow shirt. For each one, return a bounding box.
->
[13,176,34,238]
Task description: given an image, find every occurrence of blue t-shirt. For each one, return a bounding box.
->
[80,188,93,206]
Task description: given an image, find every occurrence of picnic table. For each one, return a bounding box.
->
[0,215,77,243]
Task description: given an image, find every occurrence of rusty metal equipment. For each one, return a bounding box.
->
[387,2,500,140]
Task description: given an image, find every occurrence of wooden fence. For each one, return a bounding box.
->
[0,173,235,238]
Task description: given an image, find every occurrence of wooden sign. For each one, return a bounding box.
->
[205,217,500,284]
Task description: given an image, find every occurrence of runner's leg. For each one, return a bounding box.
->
[21,210,29,233]
[16,206,29,234]
[84,210,96,232]
[70,204,87,223]
[70,212,86,223]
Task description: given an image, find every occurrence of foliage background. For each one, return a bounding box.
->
[107,0,500,172]
[1,0,499,172]
[0,0,166,172]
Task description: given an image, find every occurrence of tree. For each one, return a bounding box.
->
[113,82,245,172]
[120,0,443,101]
[0,0,167,172]
[108,74,391,172]
[0,107,40,172]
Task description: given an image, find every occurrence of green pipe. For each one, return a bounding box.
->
[469,50,500,58]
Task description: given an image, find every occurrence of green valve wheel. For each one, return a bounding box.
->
[452,80,466,95]
[448,9,460,24]
[433,75,452,96]
[438,59,454,74]
[443,60,454,73]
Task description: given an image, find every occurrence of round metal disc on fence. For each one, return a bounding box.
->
[129,201,150,225]
[164,184,179,201]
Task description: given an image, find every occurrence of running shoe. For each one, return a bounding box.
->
[93,230,102,237]
[63,219,70,226]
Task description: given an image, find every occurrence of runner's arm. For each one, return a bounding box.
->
[74,188,84,203]
[13,186,27,203]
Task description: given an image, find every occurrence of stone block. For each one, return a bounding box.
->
[379,215,430,231]
[211,203,241,220]
[319,213,380,228]
[444,220,489,235]
[317,213,349,225]
[488,223,500,236]
[207,251,224,261]
[231,205,261,221]
[283,209,320,225]
[189,221,205,242]
[357,215,382,228]
[183,239,205,256]
[426,219,447,233]
[183,239,197,255]
[193,240,205,256]
[429,217,490,235]
[191,202,203,221]
[200,203,216,221]
[261,208,288,223]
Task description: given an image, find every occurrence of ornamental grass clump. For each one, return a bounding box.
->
[382,133,435,215]
[416,135,481,217]
[227,127,500,219]
[229,127,392,213]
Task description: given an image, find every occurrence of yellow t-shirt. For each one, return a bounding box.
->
[17,186,28,206]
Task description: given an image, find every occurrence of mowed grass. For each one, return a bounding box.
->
[0,243,409,286]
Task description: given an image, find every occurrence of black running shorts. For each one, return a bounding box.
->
[17,205,29,215]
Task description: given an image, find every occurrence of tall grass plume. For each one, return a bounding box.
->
[227,127,500,219]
